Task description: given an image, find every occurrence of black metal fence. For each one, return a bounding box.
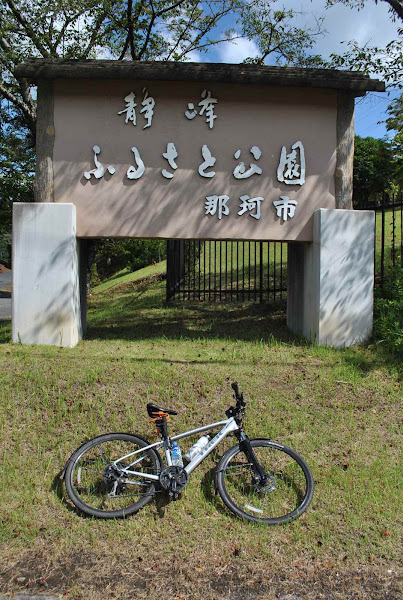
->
[359,191,403,287]
[166,239,287,302]
[166,192,403,303]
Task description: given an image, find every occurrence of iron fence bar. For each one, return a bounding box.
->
[374,211,377,279]
[219,241,222,301]
[230,241,233,303]
[268,242,271,301]
[280,242,283,300]
[236,242,239,301]
[254,241,257,301]
[392,194,396,267]
[242,242,245,296]
[225,241,228,301]
[197,241,200,300]
[214,241,217,302]
[166,240,171,302]
[193,240,196,300]
[259,242,263,303]
[381,192,385,288]
[248,241,251,297]
[274,242,277,302]
[208,241,211,301]
[203,240,206,301]
[189,240,192,300]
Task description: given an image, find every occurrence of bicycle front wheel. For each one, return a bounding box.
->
[65,433,162,519]
[215,439,314,525]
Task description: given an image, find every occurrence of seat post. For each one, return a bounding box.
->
[161,414,169,441]
[160,415,172,466]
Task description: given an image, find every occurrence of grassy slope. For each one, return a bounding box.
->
[92,260,167,295]
[0,270,401,599]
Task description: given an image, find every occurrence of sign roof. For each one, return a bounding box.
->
[16,59,384,96]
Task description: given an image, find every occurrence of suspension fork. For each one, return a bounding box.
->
[236,430,267,483]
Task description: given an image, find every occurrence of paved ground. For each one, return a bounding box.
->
[0,271,12,321]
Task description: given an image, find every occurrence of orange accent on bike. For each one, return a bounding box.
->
[149,411,170,424]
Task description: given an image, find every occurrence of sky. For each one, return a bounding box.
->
[187,0,401,139]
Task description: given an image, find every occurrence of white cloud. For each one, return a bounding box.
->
[185,49,203,62]
[217,36,260,63]
[271,0,400,59]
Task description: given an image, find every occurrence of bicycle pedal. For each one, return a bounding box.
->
[169,491,182,501]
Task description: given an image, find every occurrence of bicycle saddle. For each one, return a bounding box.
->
[147,403,178,417]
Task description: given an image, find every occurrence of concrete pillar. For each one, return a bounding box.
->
[287,208,375,348]
[12,202,85,347]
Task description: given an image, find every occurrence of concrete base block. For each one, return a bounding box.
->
[287,209,375,348]
[12,203,85,347]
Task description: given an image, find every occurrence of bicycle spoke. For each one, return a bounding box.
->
[66,435,160,517]
[217,441,313,523]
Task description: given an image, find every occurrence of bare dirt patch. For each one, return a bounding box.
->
[1,552,401,600]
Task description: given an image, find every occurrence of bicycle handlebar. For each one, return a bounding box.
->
[231,381,240,399]
[226,381,245,423]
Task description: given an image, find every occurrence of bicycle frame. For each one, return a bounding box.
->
[113,417,240,483]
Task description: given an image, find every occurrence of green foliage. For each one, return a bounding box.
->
[93,239,167,279]
[327,0,403,87]
[330,38,403,88]
[353,136,394,207]
[0,0,326,144]
[125,240,166,273]
[385,92,403,183]
[0,100,35,242]
[374,266,403,356]
[238,2,326,67]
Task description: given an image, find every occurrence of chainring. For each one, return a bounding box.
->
[159,466,189,492]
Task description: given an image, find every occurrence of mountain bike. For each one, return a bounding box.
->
[64,382,314,524]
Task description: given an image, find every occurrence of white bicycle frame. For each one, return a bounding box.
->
[113,417,240,483]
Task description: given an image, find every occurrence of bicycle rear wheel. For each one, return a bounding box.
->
[65,433,162,519]
[215,439,314,525]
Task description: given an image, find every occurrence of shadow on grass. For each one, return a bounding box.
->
[50,469,92,518]
[87,288,299,344]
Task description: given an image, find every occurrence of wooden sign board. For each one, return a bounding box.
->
[17,60,384,241]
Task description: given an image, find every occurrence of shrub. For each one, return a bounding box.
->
[93,239,167,280]
[374,266,403,355]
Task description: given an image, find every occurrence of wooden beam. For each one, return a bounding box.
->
[335,91,355,210]
[35,78,54,203]
[15,59,385,95]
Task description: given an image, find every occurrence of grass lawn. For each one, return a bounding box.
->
[0,274,401,599]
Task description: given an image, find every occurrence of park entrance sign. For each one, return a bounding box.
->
[12,60,383,347]
[50,78,336,241]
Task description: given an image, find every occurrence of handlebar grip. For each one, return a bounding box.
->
[231,381,240,398]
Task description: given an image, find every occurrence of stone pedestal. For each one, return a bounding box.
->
[287,209,375,348]
[12,203,85,347]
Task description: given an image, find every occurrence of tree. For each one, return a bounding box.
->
[0,91,34,263]
[385,92,403,183]
[328,0,403,87]
[0,0,325,142]
[353,135,394,206]
[0,0,326,274]
[328,0,402,20]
